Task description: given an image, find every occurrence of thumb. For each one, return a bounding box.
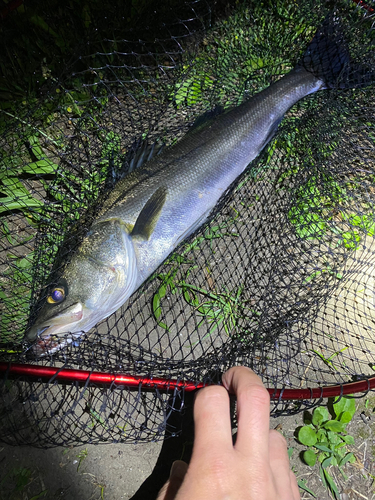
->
[156,460,188,500]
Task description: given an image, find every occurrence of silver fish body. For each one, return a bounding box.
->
[25,18,369,355]
[99,68,323,288]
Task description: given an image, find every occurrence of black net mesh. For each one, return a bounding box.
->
[1,0,375,446]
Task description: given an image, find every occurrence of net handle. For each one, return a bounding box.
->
[1,362,374,400]
[352,0,375,14]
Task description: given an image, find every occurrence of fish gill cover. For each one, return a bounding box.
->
[0,0,375,446]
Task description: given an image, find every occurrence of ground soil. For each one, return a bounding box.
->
[0,390,374,500]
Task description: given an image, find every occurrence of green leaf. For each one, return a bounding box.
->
[339,467,348,481]
[322,420,347,432]
[312,406,330,426]
[297,479,317,498]
[22,159,58,174]
[314,443,331,453]
[339,452,354,467]
[152,293,162,320]
[340,230,361,250]
[335,442,346,451]
[333,396,356,420]
[326,431,340,444]
[322,467,340,499]
[28,135,45,159]
[303,449,317,466]
[30,491,48,500]
[319,465,328,488]
[338,411,354,424]
[321,456,333,468]
[183,287,199,306]
[316,429,326,441]
[152,285,169,330]
[29,15,60,40]
[298,426,318,446]
[342,435,355,445]
[0,197,43,214]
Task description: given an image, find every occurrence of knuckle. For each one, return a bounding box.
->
[195,385,228,404]
[270,428,288,448]
[207,456,227,475]
[242,383,270,406]
[205,457,234,492]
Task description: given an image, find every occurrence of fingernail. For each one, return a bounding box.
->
[170,460,187,479]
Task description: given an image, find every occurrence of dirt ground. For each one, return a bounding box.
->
[0,390,374,500]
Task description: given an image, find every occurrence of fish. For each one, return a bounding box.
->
[24,15,373,356]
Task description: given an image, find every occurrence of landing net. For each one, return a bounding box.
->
[1,0,375,445]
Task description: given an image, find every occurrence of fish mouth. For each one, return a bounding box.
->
[25,324,85,357]
[25,302,85,357]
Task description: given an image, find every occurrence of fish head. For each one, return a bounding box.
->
[25,220,138,356]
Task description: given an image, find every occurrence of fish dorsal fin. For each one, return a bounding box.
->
[128,139,165,173]
[131,186,167,240]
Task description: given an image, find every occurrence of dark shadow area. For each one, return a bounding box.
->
[130,392,196,500]
[0,444,98,499]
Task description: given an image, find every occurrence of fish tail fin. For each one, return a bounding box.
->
[298,13,374,90]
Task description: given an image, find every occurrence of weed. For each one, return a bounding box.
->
[87,406,108,430]
[30,491,48,500]
[0,134,59,215]
[0,467,48,500]
[297,396,356,499]
[11,467,31,492]
[297,478,317,498]
[152,216,242,333]
[304,264,343,284]
[76,448,88,472]
[182,283,259,339]
[171,0,314,111]
[310,347,349,372]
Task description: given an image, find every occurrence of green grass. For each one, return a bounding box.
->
[151,215,247,335]
[287,171,375,249]
[171,0,318,112]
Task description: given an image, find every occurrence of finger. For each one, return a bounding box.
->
[192,385,233,458]
[222,366,270,458]
[156,461,188,500]
[268,430,294,498]
[290,470,301,500]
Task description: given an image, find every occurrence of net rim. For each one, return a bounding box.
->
[1,362,374,400]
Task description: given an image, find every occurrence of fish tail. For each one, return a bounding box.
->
[298,13,374,90]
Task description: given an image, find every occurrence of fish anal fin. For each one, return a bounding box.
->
[261,115,283,149]
[131,187,168,240]
[189,105,225,133]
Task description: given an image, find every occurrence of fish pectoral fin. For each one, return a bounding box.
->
[131,186,167,240]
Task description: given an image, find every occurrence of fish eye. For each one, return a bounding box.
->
[47,287,65,304]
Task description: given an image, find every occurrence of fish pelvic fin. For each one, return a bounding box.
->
[298,13,374,90]
[131,186,167,240]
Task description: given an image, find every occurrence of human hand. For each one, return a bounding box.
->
[157,366,300,500]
